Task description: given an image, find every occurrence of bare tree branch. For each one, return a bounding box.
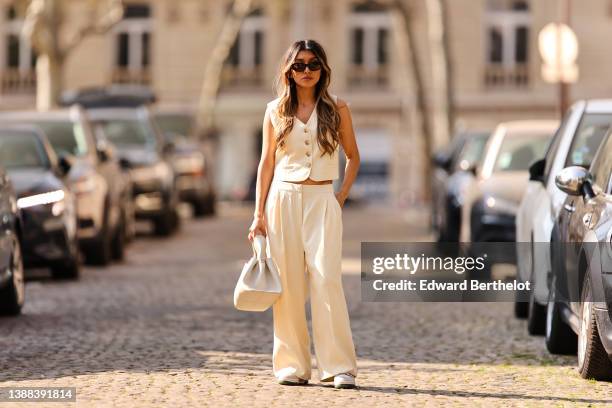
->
[194,0,254,136]
[22,0,54,57]
[62,0,124,57]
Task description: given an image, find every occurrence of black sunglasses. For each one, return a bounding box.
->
[291,60,322,72]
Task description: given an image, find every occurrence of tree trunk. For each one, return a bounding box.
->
[425,0,451,148]
[391,0,434,203]
[36,53,63,111]
[23,0,124,111]
[440,0,455,137]
[194,0,253,139]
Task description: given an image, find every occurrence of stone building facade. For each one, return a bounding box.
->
[0,0,609,202]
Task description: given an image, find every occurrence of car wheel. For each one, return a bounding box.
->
[527,286,546,335]
[51,256,80,280]
[154,208,175,236]
[545,276,577,354]
[85,224,112,266]
[0,237,25,315]
[514,297,528,319]
[111,218,126,261]
[577,274,612,380]
[193,195,216,218]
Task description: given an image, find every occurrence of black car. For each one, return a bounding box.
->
[0,126,79,279]
[546,130,612,380]
[431,131,477,233]
[88,107,180,236]
[435,131,491,242]
[153,109,217,217]
[0,163,25,315]
[0,107,130,266]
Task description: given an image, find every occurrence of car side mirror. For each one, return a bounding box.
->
[457,159,477,176]
[555,166,595,199]
[162,140,176,154]
[432,152,452,172]
[528,158,546,183]
[119,157,132,170]
[96,141,114,163]
[57,154,74,176]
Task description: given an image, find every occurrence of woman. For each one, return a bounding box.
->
[247,39,360,389]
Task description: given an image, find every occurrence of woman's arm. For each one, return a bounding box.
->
[253,107,277,219]
[336,98,361,206]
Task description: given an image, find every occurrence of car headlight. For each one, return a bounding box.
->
[17,190,65,209]
[174,153,205,174]
[131,162,173,185]
[71,176,96,194]
[483,196,518,215]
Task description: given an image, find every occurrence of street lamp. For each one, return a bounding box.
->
[538,0,578,117]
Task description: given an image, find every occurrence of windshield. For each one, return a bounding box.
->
[455,133,489,170]
[31,120,89,157]
[493,133,551,172]
[0,131,50,169]
[94,119,157,149]
[564,113,612,168]
[154,114,193,138]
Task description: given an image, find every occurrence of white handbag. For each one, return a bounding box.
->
[234,234,282,311]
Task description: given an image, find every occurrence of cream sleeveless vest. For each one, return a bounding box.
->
[266,94,340,182]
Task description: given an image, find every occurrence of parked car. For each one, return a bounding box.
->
[0,107,130,265]
[434,131,491,242]
[515,100,612,333]
[431,131,474,233]
[546,130,612,380]
[91,124,136,244]
[0,126,79,279]
[0,162,25,315]
[460,121,558,244]
[152,108,217,217]
[87,106,180,236]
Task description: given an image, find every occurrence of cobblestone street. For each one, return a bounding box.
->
[1,202,611,407]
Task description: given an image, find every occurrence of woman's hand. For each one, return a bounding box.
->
[248,215,267,241]
[335,191,348,208]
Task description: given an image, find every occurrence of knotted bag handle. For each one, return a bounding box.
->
[251,234,267,262]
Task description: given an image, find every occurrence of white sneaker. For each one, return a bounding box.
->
[278,374,308,386]
[333,373,356,389]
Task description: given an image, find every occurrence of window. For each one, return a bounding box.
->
[589,131,612,193]
[493,132,551,172]
[542,113,568,183]
[31,121,91,157]
[1,6,37,93]
[112,4,152,84]
[484,0,531,87]
[348,2,390,87]
[222,8,265,87]
[0,131,49,169]
[563,113,612,169]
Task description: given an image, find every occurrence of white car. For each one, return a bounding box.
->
[515,100,612,334]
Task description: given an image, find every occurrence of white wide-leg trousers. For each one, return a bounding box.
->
[264,179,358,382]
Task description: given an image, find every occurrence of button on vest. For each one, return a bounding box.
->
[266,94,340,182]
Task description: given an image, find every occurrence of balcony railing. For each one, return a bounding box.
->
[221,65,263,88]
[347,64,389,88]
[484,64,529,88]
[1,69,36,94]
[111,67,151,85]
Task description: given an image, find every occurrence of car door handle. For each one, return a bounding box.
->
[564,203,575,213]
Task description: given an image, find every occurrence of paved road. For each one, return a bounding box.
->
[1,202,611,407]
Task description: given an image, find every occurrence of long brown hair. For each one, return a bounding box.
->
[272,39,340,157]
